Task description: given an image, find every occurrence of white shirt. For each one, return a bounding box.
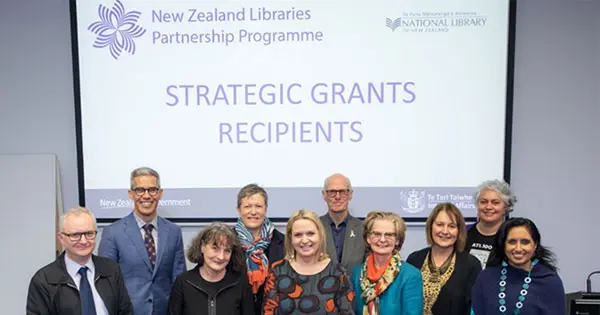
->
[134,213,158,253]
[64,255,109,315]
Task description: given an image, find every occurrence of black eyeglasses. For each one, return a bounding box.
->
[132,186,161,196]
[324,189,351,198]
[62,231,97,241]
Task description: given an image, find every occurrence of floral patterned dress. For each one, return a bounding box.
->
[263,259,355,315]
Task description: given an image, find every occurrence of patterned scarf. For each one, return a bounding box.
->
[235,218,274,294]
[421,251,456,315]
[360,252,402,315]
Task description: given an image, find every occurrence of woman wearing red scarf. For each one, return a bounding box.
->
[352,211,423,315]
[234,184,285,315]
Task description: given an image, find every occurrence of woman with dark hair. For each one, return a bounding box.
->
[407,203,481,314]
[471,218,564,314]
[168,223,253,315]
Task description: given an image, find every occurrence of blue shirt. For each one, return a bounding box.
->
[326,214,348,263]
[64,255,109,315]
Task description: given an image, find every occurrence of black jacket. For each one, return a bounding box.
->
[26,252,133,315]
[253,229,285,315]
[407,247,481,315]
[168,265,254,315]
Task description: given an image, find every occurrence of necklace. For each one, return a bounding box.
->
[497,259,539,314]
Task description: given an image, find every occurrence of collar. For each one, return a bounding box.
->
[186,264,243,288]
[47,252,110,285]
[64,253,95,281]
[272,229,285,245]
[134,212,158,230]
[327,213,350,228]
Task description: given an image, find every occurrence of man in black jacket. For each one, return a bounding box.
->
[26,207,132,315]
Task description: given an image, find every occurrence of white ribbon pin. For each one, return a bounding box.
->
[350,230,356,238]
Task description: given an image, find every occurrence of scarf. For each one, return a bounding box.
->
[235,218,274,294]
[360,252,402,315]
[421,251,456,315]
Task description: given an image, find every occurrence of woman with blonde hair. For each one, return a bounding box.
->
[352,211,423,315]
[168,223,253,315]
[407,202,481,314]
[263,209,355,315]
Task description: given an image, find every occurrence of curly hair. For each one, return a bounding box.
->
[473,179,517,213]
[186,223,246,273]
[487,217,558,272]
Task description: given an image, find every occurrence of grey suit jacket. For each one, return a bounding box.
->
[320,214,365,279]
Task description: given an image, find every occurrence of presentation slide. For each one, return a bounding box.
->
[73,0,511,220]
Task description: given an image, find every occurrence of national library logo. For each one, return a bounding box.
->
[386,11,488,33]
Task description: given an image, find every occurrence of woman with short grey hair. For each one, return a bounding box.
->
[465,179,517,269]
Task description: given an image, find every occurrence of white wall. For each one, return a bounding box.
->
[510,0,600,291]
[0,155,58,314]
[1,0,598,294]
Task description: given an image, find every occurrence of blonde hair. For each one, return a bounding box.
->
[425,202,467,252]
[284,209,329,261]
[363,211,406,253]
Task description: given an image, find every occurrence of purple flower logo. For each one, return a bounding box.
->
[88,0,146,60]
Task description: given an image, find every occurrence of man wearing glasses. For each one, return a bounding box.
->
[319,173,365,279]
[99,167,186,315]
[26,207,132,314]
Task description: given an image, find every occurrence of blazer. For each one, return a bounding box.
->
[26,252,132,315]
[406,247,482,315]
[320,214,365,279]
[98,212,186,315]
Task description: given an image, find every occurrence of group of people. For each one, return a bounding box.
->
[26,167,566,315]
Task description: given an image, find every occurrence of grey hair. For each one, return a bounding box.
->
[473,179,517,212]
[130,167,161,189]
[322,173,353,190]
[59,206,97,232]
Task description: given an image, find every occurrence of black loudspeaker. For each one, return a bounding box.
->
[571,293,600,315]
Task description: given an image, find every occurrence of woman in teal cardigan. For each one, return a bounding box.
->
[352,211,423,315]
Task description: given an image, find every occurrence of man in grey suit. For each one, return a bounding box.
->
[98,167,186,315]
[320,173,365,278]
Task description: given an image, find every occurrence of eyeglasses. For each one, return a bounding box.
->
[62,231,97,241]
[324,189,351,198]
[132,186,161,196]
[369,231,397,241]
